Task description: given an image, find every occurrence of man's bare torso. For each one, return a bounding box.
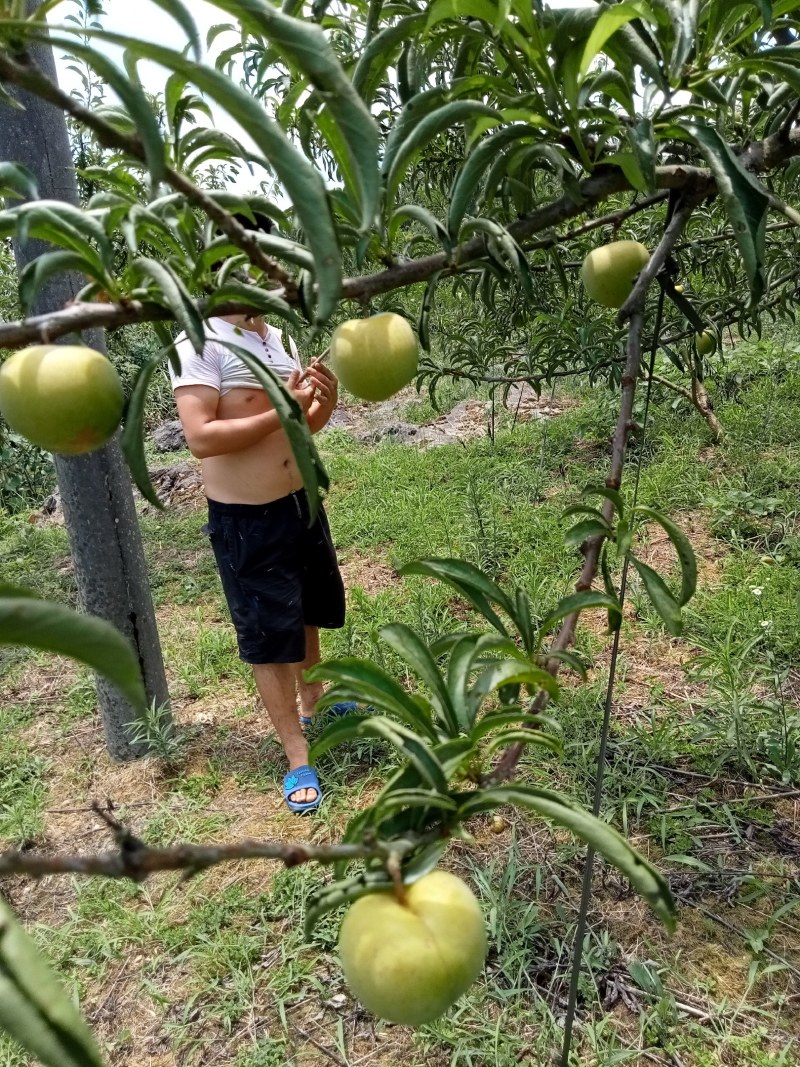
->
[200,386,303,504]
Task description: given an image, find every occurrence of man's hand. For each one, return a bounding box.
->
[304,360,339,432]
[288,368,315,415]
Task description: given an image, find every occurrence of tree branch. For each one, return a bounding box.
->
[486,199,697,786]
[0,801,413,881]
[0,49,297,296]
[0,120,798,349]
[0,298,281,347]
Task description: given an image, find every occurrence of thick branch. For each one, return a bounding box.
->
[0,53,799,350]
[0,298,277,346]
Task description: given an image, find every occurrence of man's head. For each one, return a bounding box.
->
[209,210,275,274]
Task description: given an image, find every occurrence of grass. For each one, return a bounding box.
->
[1,339,799,1065]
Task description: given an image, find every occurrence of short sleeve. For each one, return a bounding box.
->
[287,335,301,369]
[169,333,222,393]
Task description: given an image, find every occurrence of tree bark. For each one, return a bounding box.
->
[0,20,171,760]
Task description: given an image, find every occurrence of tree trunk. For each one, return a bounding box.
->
[0,22,172,760]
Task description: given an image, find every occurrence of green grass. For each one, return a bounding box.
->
[1,339,799,1065]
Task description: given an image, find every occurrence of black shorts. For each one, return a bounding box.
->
[205,490,346,664]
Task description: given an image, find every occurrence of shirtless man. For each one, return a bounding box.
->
[170,312,343,813]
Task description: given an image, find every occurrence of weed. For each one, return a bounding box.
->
[127,700,187,767]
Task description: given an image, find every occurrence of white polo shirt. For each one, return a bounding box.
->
[170,317,301,395]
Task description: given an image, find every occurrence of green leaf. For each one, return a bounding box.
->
[18,251,103,313]
[425,0,502,32]
[309,715,449,793]
[664,0,699,80]
[391,205,452,254]
[65,28,342,321]
[579,2,650,79]
[352,13,428,103]
[384,100,498,204]
[204,282,302,328]
[448,125,537,238]
[457,784,676,930]
[470,709,559,740]
[219,341,329,520]
[582,484,625,518]
[0,595,146,711]
[627,116,657,192]
[399,558,514,637]
[379,623,459,736]
[305,657,439,741]
[304,868,394,939]
[539,590,622,638]
[564,517,611,548]
[131,257,205,354]
[148,0,201,59]
[121,348,168,510]
[211,0,379,232]
[0,201,110,273]
[0,898,105,1067]
[480,728,561,758]
[633,507,697,606]
[677,119,769,304]
[0,161,37,200]
[469,660,559,716]
[630,556,683,636]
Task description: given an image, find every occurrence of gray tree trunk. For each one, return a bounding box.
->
[0,27,172,760]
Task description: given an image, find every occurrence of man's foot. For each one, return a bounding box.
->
[283,765,322,813]
[299,702,364,729]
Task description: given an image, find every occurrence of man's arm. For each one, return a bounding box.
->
[175,372,314,458]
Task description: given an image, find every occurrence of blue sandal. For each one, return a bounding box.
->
[299,701,363,728]
[283,765,322,814]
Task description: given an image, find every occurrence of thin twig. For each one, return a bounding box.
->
[692,904,800,982]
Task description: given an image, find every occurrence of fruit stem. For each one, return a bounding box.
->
[386,852,408,906]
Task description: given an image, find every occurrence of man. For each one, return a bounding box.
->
[170,308,344,813]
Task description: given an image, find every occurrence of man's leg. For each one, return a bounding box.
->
[296,625,325,723]
[252,662,317,805]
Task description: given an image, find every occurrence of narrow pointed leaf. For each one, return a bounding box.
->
[457,784,676,930]
[309,715,449,793]
[677,120,769,303]
[630,556,683,636]
[385,101,498,202]
[305,657,438,740]
[633,507,697,606]
[481,728,561,757]
[131,257,205,354]
[564,517,611,548]
[0,161,37,200]
[540,591,622,637]
[448,125,536,238]
[380,623,459,735]
[0,898,105,1067]
[121,349,168,509]
[0,595,146,711]
[352,13,428,103]
[399,558,514,635]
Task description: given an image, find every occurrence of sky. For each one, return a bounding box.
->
[48,0,599,194]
